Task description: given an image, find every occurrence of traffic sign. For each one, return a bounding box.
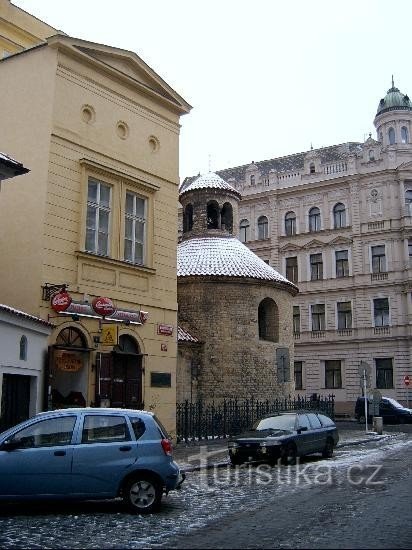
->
[404,375,410,387]
[358,361,371,378]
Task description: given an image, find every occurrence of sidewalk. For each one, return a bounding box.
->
[173,427,394,472]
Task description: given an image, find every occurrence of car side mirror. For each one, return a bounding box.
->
[0,439,21,451]
[297,427,308,433]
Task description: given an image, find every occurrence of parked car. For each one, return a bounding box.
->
[0,408,184,513]
[355,397,412,424]
[228,411,339,466]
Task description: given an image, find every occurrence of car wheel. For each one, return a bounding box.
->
[322,438,334,459]
[281,443,297,466]
[123,475,162,514]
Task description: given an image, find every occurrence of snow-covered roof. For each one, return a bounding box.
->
[177,237,297,292]
[0,304,54,328]
[179,172,241,199]
[178,326,200,343]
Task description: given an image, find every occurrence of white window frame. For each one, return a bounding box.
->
[334,248,350,278]
[257,215,269,240]
[370,243,387,273]
[371,296,391,327]
[124,191,147,265]
[310,303,326,331]
[330,202,348,229]
[308,207,322,232]
[85,178,112,256]
[335,300,353,330]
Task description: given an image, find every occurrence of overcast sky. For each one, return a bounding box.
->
[14,0,412,181]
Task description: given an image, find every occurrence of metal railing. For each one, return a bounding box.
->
[176,394,335,442]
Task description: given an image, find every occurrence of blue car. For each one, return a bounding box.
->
[0,408,184,514]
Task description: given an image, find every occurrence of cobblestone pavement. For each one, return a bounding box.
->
[0,429,410,549]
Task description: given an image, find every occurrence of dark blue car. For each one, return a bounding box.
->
[228,411,339,466]
[0,408,184,513]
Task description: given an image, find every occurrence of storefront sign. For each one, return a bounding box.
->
[92,297,116,317]
[55,351,83,372]
[101,324,118,346]
[157,324,174,336]
[59,300,149,325]
[51,290,72,312]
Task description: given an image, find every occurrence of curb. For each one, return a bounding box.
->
[179,433,395,473]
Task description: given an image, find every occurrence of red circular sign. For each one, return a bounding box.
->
[91,297,116,317]
[404,375,410,387]
[51,290,72,313]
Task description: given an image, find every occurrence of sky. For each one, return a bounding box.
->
[14,0,412,182]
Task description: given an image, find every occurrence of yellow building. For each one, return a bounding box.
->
[0,9,191,436]
[0,0,57,56]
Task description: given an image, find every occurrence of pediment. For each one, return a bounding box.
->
[328,236,353,246]
[303,239,325,249]
[279,242,302,253]
[48,34,191,114]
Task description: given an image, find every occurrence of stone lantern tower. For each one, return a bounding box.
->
[177,172,298,403]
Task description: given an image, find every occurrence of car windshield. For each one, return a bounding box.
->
[384,398,404,409]
[252,415,296,432]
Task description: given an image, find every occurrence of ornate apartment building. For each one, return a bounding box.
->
[212,82,412,414]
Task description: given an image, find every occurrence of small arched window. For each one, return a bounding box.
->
[257,216,269,239]
[285,211,296,236]
[309,207,321,232]
[388,127,395,145]
[221,202,233,233]
[207,201,219,229]
[369,150,375,161]
[401,126,409,144]
[239,219,250,242]
[258,298,279,342]
[183,204,193,233]
[250,175,255,186]
[309,163,316,174]
[19,335,27,361]
[333,203,346,229]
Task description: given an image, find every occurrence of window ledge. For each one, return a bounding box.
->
[76,251,156,275]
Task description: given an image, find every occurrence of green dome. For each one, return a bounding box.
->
[376,84,412,116]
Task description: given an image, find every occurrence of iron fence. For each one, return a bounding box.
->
[176,394,335,442]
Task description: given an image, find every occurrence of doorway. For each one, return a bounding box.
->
[0,374,31,430]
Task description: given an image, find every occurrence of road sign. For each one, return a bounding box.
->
[404,375,410,387]
[358,361,371,378]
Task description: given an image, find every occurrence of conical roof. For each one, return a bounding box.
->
[177,236,297,292]
[179,172,241,199]
[376,83,411,116]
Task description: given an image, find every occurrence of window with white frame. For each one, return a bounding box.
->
[375,358,393,389]
[310,253,323,280]
[405,189,412,216]
[309,207,321,232]
[239,219,250,243]
[401,126,409,144]
[124,192,146,265]
[293,306,300,334]
[371,245,386,273]
[333,203,346,228]
[86,179,111,255]
[311,304,325,331]
[286,256,298,283]
[257,216,269,239]
[388,127,395,145]
[294,361,303,390]
[373,298,389,327]
[285,211,296,236]
[337,301,352,329]
[335,250,349,278]
[325,360,342,389]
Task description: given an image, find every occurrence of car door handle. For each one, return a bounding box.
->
[54,450,66,456]
[119,446,132,452]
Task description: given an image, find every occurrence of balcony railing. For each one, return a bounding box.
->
[368,220,385,230]
[337,329,352,336]
[374,326,391,335]
[293,332,300,339]
[371,272,388,281]
[311,330,325,338]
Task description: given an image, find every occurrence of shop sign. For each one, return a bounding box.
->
[157,324,174,336]
[59,300,149,325]
[51,290,72,312]
[101,324,118,346]
[92,297,116,317]
[56,351,83,372]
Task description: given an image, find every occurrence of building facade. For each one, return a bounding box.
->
[177,173,298,404]
[211,83,412,415]
[0,16,191,434]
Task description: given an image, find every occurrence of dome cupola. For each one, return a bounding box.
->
[374,78,412,147]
